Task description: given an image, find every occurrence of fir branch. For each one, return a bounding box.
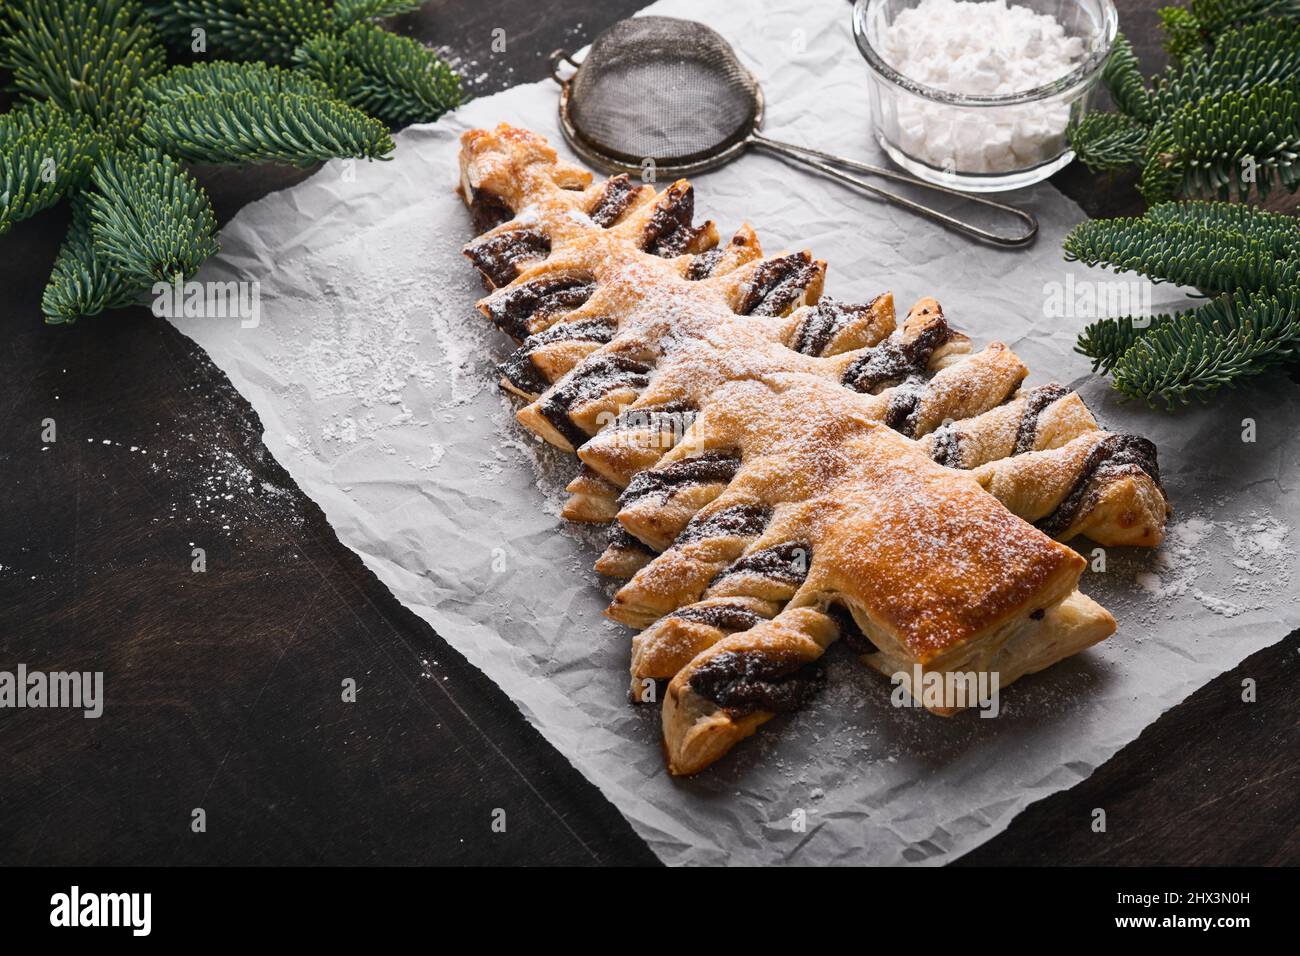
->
[1068,112,1150,172]
[1063,215,1299,294]
[1076,312,1172,374]
[294,22,461,126]
[0,102,107,235]
[0,0,165,130]
[1138,125,1186,203]
[1185,0,1300,38]
[1146,199,1300,259]
[144,0,333,63]
[1150,18,1300,118]
[143,60,333,105]
[1165,81,1300,200]
[87,147,220,287]
[42,196,143,323]
[1101,33,1155,123]
[1108,287,1300,406]
[1158,7,1207,63]
[141,90,395,165]
[332,0,424,27]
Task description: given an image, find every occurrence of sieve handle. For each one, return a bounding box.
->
[749,134,1038,248]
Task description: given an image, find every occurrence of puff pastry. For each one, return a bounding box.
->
[457,123,1170,775]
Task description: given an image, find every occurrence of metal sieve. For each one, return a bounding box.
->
[550,16,1038,247]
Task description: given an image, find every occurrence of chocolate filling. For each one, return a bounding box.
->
[712,541,811,586]
[841,316,951,394]
[607,525,655,556]
[929,424,963,468]
[668,602,765,632]
[612,400,697,435]
[686,248,724,281]
[827,602,878,655]
[497,318,616,395]
[619,450,740,505]
[882,375,927,437]
[688,650,823,715]
[589,174,640,227]
[538,355,651,448]
[464,228,550,288]
[1011,383,1070,455]
[790,297,878,356]
[465,188,513,233]
[485,275,595,341]
[736,252,819,317]
[677,503,772,544]
[642,182,708,257]
[1036,434,1164,536]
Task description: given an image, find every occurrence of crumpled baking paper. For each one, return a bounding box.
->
[170,0,1300,865]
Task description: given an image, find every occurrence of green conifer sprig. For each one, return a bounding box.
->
[4,1,457,323]
[0,0,166,131]
[1100,33,1155,123]
[1099,288,1300,405]
[1070,18,1300,206]
[295,22,461,126]
[1068,201,1300,406]
[1158,81,1300,201]
[87,148,221,287]
[1158,7,1205,63]
[1159,0,1300,60]
[142,90,395,165]
[1067,112,1150,171]
[1064,215,1298,294]
[331,0,424,26]
[1,102,107,234]
[42,196,144,324]
[144,0,334,63]
[142,60,334,104]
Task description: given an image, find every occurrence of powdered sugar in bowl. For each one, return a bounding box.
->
[853,0,1117,191]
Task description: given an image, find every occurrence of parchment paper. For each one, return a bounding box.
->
[170,0,1300,865]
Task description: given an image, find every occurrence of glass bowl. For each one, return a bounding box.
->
[852,0,1118,192]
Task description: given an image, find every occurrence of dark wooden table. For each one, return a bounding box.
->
[1,0,1295,866]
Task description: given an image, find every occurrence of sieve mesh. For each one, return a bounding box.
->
[567,17,760,167]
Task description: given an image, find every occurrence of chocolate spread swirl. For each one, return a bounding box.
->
[677,503,772,544]
[711,541,811,586]
[882,375,927,437]
[736,252,819,317]
[619,450,741,505]
[589,174,640,227]
[1036,434,1164,536]
[485,275,595,341]
[668,602,765,632]
[790,297,878,356]
[642,182,708,257]
[607,525,654,556]
[841,316,951,394]
[538,354,651,447]
[688,650,823,715]
[1010,383,1070,455]
[686,248,724,280]
[827,603,878,655]
[928,424,963,468]
[464,228,550,288]
[497,318,616,395]
[465,188,513,233]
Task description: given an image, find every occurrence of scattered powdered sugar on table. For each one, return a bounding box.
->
[1123,511,1292,620]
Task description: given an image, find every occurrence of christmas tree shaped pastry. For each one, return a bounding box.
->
[457,123,1169,774]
